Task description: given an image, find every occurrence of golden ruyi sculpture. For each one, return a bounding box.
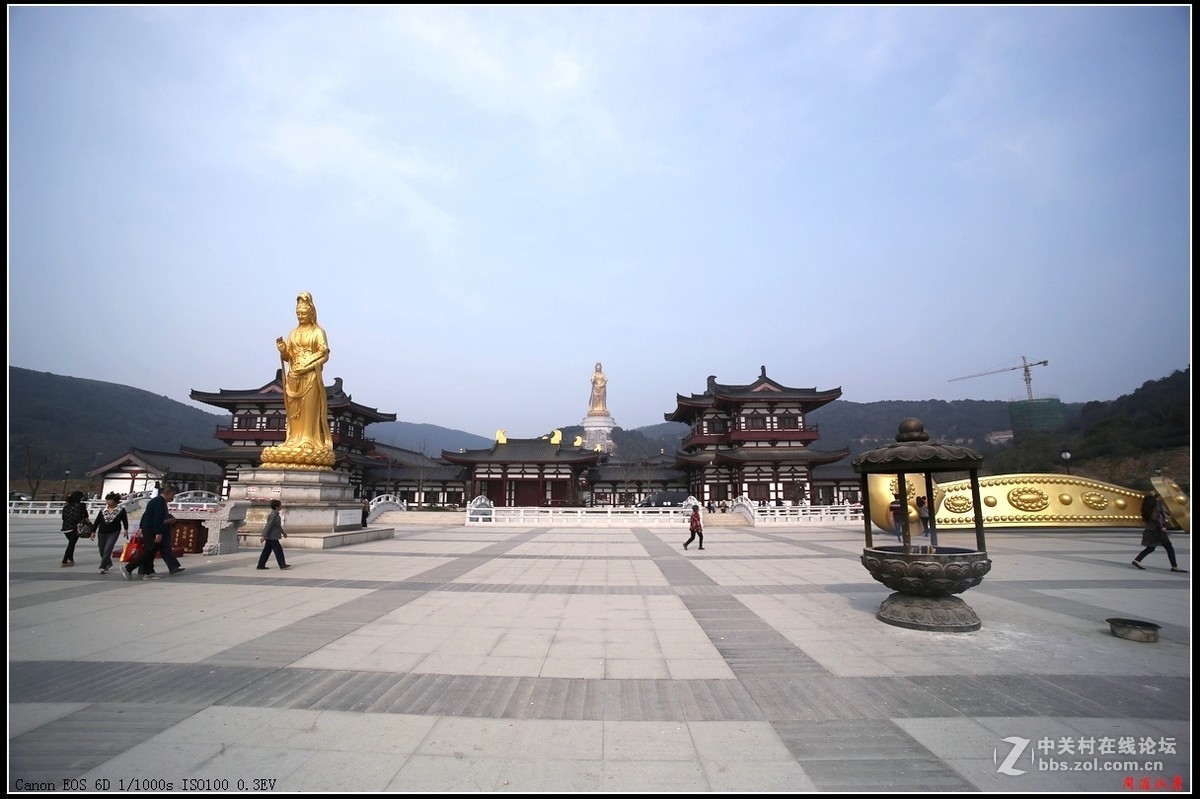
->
[260,291,336,470]
[867,472,1190,533]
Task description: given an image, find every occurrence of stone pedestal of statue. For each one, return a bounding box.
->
[228,469,393,549]
[582,414,616,453]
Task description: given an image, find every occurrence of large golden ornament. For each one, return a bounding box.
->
[1152,475,1191,534]
[867,472,1187,533]
[260,291,336,470]
[934,474,1148,529]
[865,474,945,533]
[587,362,609,417]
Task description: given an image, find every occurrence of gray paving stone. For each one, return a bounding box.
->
[9,703,202,785]
[774,719,976,791]
[6,519,1191,792]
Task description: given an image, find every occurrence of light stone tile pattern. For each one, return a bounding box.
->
[7,518,1191,793]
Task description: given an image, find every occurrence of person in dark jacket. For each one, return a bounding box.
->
[92,492,130,574]
[1132,493,1187,573]
[888,495,905,542]
[122,485,177,580]
[257,499,291,570]
[60,491,88,567]
[684,504,704,551]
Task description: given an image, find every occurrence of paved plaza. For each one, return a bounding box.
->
[7,516,1191,793]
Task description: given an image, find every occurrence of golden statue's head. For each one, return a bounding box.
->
[296,292,317,323]
[595,362,602,372]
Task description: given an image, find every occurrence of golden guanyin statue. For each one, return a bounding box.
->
[588,362,609,416]
[260,291,336,470]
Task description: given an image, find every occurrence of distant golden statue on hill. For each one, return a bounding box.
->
[588,362,609,417]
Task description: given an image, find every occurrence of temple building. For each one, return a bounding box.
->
[180,371,397,497]
[366,442,466,507]
[442,429,603,507]
[87,365,858,509]
[89,448,223,499]
[664,367,850,505]
[587,451,687,506]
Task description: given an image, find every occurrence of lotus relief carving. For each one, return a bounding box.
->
[1007,487,1050,512]
[944,495,974,514]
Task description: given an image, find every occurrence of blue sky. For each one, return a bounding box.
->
[8,7,1191,439]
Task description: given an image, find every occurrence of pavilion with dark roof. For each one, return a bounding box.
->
[180,370,397,497]
[442,431,603,507]
[665,366,850,505]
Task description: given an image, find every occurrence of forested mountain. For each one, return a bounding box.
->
[9,366,1189,495]
[7,367,490,489]
[9,367,225,481]
[559,373,1189,488]
[1068,369,1190,457]
[350,420,491,456]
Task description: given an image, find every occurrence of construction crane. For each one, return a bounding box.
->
[948,356,1049,401]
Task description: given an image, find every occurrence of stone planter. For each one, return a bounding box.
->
[860,547,992,632]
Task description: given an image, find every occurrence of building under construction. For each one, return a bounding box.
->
[950,356,1062,439]
[1009,397,1064,436]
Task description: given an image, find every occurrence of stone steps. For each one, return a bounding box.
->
[237,525,395,550]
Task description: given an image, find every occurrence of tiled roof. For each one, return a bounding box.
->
[712,447,849,466]
[190,371,395,422]
[88,448,223,478]
[372,442,444,467]
[442,437,602,465]
[370,464,467,482]
[665,367,841,421]
[671,447,849,468]
[591,465,685,483]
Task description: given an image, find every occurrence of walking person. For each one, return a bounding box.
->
[257,499,291,570]
[60,491,89,567]
[683,504,704,550]
[122,484,178,580]
[154,489,186,575]
[916,496,930,536]
[92,492,130,574]
[888,495,905,543]
[1132,494,1187,573]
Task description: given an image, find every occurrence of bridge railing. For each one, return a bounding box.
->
[466,504,694,526]
[749,504,864,524]
[462,498,864,527]
[8,495,226,518]
[8,500,109,517]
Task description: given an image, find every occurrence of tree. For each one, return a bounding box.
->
[16,441,68,500]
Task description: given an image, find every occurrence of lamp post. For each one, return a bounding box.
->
[1060,449,1072,475]
[62,469,71,498]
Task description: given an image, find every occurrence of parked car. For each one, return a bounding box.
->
[9,492,33,501]
[636,491,691,508]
